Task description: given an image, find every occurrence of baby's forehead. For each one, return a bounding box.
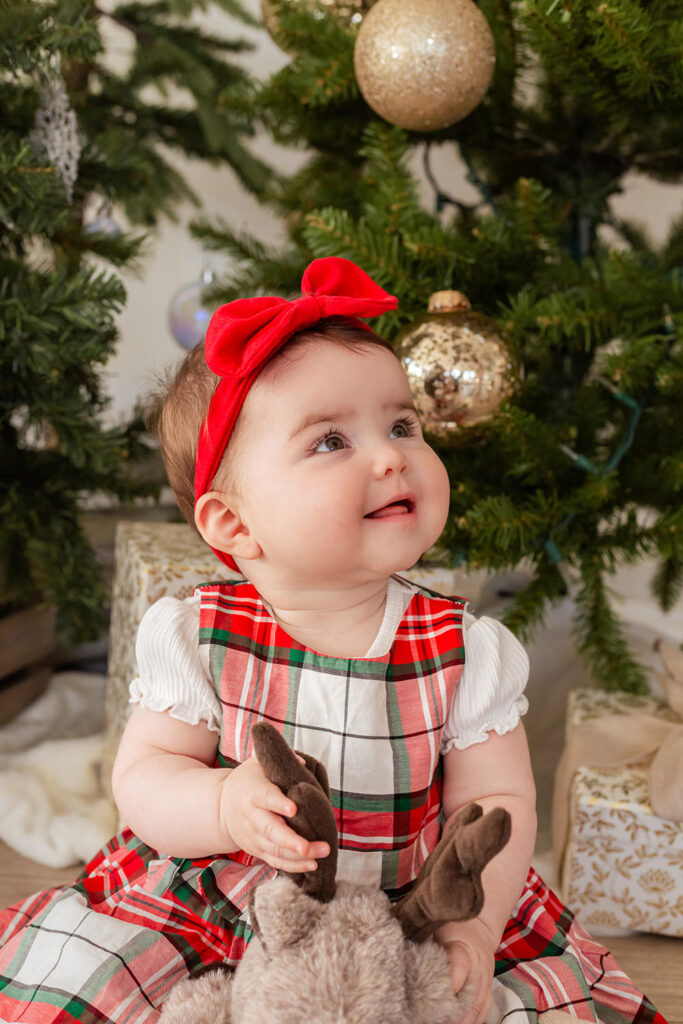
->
[261,334,400,387]
[236,334,408,430]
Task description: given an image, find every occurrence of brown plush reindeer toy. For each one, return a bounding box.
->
[161,723,511,1024]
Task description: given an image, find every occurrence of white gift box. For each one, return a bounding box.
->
[559,688,683,937]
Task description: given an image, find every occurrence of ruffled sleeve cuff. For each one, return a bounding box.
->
[441,614,529,753]
[129,595,221,733]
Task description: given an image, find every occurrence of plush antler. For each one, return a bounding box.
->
[392,802,511,942]
[251,723,511,932]
[251,722,339,902]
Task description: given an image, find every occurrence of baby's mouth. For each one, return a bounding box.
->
[364,497,416,519]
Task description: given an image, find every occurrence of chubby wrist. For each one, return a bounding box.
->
[217,768,240,851]
[435,916,499,955]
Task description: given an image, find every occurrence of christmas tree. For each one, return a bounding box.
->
[192,0,683,692]
[1,0,269,644]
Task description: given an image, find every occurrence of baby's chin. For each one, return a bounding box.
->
[242,543,433,591]
[359,538,440,580]
[361,553,427,581]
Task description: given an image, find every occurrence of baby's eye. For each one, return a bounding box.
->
[313,432,347,453]
[390,417,417,439]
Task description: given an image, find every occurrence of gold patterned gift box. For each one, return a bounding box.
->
[556,689,683,937]
[104,522,227,795]
[104,521,488,798]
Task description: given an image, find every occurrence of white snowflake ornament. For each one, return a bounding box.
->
[30,61,82,203]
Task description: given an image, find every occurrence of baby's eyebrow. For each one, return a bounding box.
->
[289,401,417,441]
[288,410,350,441]
[390,401,419,415]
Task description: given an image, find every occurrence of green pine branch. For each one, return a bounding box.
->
[573,555,649,692]
[0,0,101,70]
[651,555,683,611]
[586,0,676,101]
[502,563,568,642]
[186,0,683,692]
[1,0,272,640]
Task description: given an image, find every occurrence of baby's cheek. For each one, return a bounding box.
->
[428,451,452,523]
[308,484,346,525]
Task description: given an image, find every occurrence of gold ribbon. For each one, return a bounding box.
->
[553,640,683,875]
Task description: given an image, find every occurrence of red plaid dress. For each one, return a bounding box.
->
[0,579,666,1024]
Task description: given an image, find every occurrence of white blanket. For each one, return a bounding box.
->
[0,672,118,868]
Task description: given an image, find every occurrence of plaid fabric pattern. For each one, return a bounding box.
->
[0,576,666,1023]
[198,576,465,898]
[0,829,250,1023]
[492,869,666,1024]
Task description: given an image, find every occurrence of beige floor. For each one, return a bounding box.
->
[0,839,680,1022]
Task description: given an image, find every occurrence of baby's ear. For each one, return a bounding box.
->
[249,876,324,953]
[194,491,261,560]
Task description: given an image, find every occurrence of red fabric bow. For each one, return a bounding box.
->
[194,257,398,571]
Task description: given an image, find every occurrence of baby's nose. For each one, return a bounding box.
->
[373,441,408,477]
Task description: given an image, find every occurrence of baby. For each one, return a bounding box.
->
[0,259,663,1024]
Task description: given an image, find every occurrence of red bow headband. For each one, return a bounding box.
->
[195,257,398,571]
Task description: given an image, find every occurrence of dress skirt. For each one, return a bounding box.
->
[0,828,665,1024]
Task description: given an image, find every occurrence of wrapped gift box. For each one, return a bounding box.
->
[559,688,683,937]
[104,522,227,794]
[104,521,488,796]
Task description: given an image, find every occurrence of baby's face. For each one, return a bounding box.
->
[230,339,451,587]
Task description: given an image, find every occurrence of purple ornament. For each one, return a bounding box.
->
[168,271,214,350]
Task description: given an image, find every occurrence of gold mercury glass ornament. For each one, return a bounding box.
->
[397,291,518,438]
[262,0,377,50]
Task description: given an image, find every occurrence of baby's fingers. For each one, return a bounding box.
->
[455,970,492,1024]
[263,850,319,873]
[252,806,306,855]
[251,782,330,856]
[253,779,298,820]
[251,807,329,864]
[444,940,471,994]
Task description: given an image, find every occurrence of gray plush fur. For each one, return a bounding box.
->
[160,876,474,1024]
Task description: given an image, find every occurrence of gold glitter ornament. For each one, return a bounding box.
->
[397,292,517,438]
[262,0,377,50]
[353,0,495,131]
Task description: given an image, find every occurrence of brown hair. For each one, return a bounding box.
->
[147,316,396,526]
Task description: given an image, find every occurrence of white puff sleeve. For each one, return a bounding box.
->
[441,613,529,753]
[129,595,221,733]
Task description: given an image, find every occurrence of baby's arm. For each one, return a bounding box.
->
[437,722,537,1024]
[112,705,329,869]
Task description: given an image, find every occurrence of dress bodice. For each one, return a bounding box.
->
[197,576,466,901]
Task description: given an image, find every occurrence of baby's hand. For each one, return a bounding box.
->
[439,918,496,1024]
[219,755,330,873]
